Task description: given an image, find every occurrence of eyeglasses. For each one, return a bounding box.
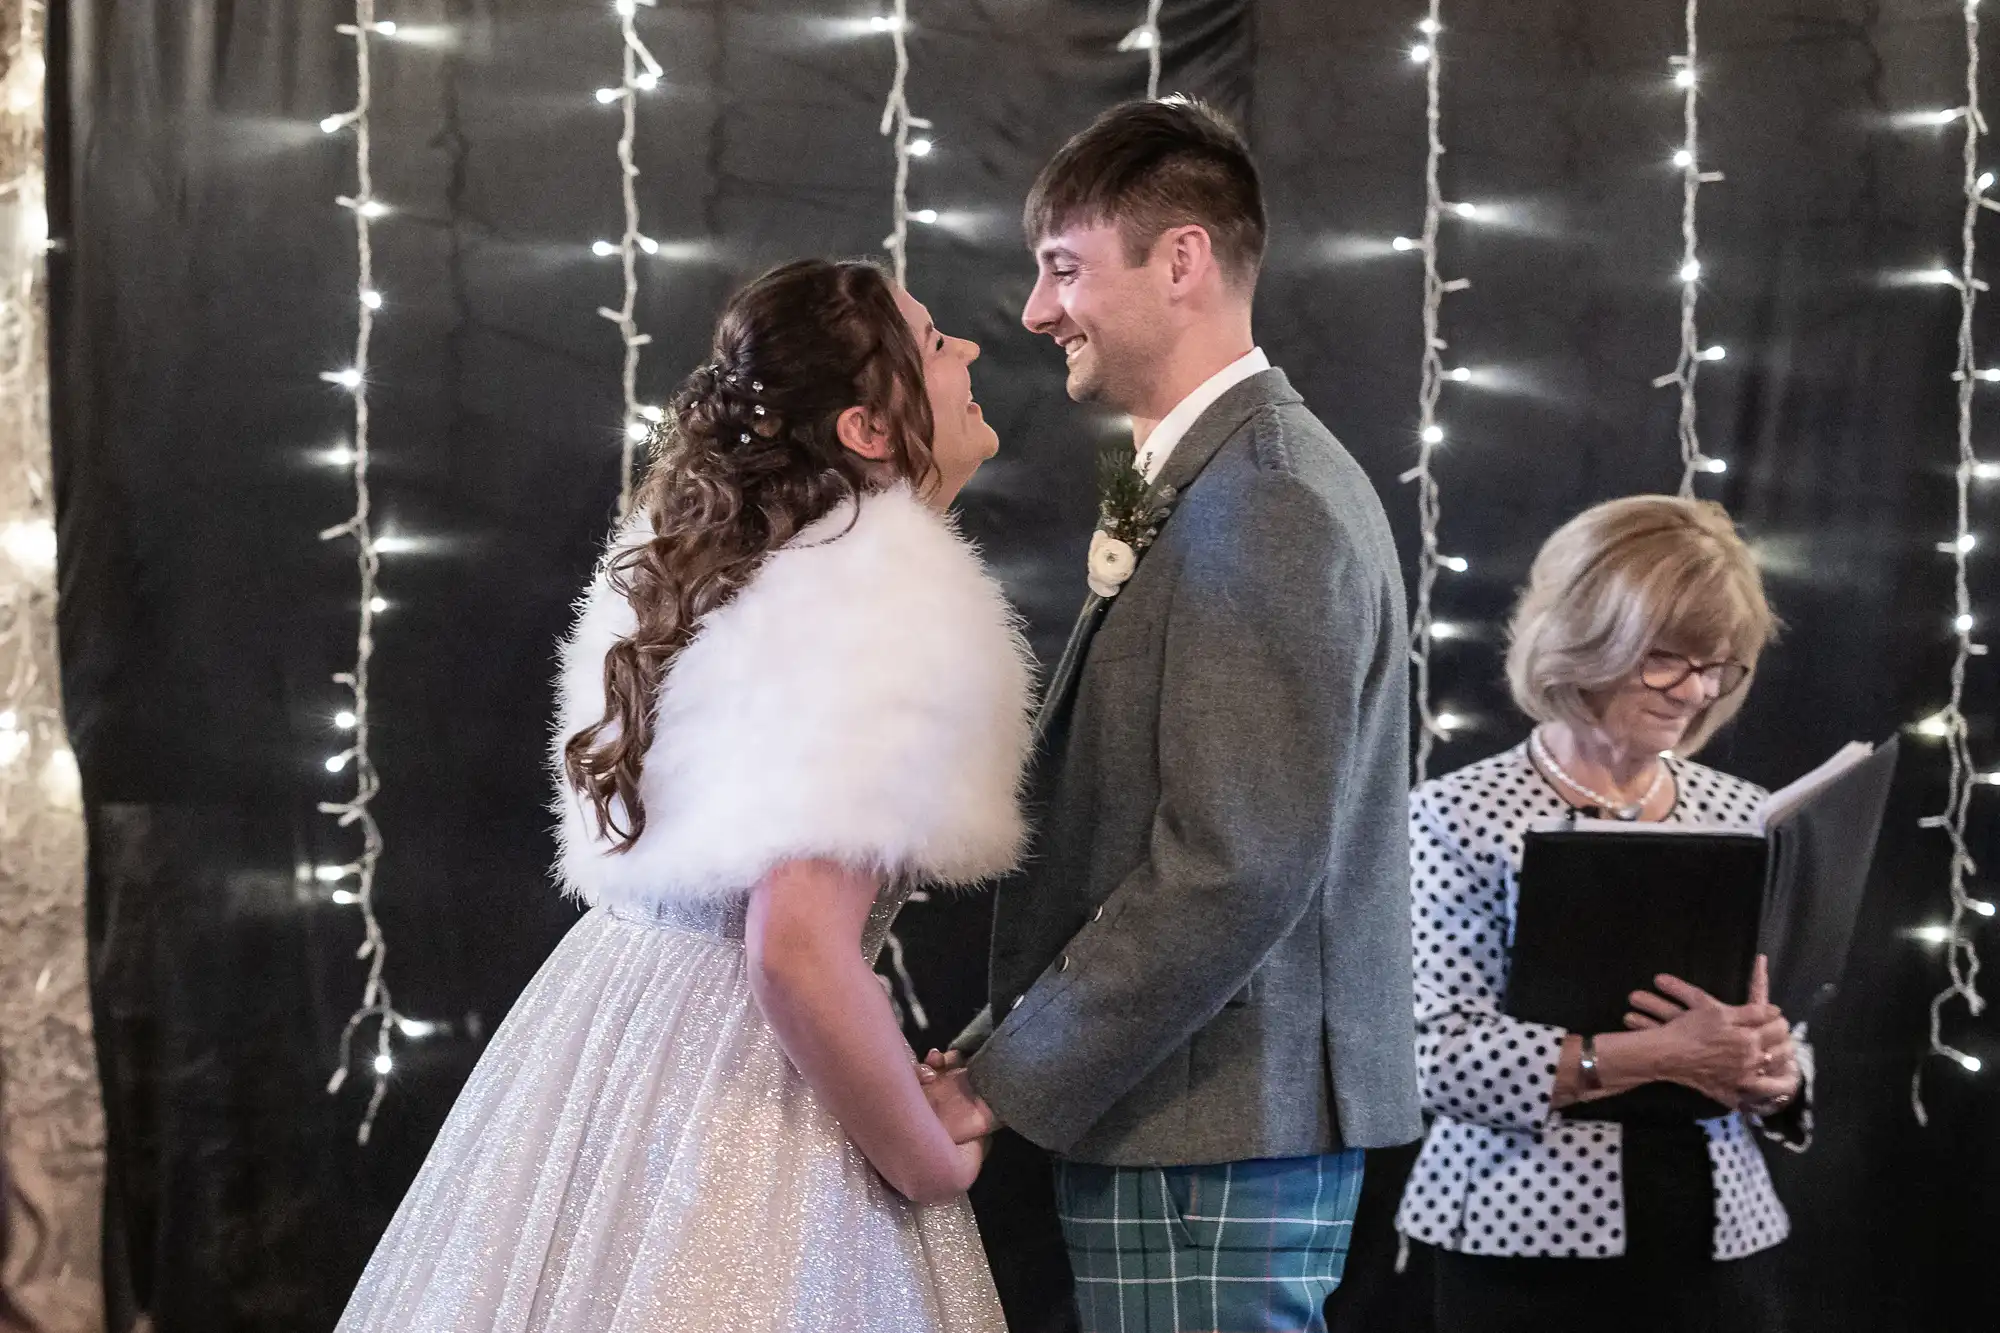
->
[1639,650,1750,697]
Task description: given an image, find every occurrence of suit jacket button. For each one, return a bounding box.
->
[1059,955,1072,972]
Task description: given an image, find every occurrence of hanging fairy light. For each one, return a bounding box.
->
[1913,0,1994,1124]
[877,0,932,287]
[860,1,935,1034]
[317,0,410,1147]
[1117,0,1164,100]
[1398,1,1474,784]
[1650,0,1729,493]
[879,927,930,1033]
[590,0,666,516]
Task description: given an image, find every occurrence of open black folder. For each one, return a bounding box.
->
[1505,738,1898,1121]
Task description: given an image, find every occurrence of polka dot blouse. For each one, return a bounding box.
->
[1393,741,1815,1261]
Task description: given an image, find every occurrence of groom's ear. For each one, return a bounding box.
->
[835,404,894,461]
[1160,223,1218,295]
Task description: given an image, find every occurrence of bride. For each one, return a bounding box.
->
[336,259,1031,1332]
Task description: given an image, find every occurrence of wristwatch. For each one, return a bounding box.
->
[1579,1034,1604,1092]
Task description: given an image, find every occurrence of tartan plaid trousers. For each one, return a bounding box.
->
[1053,1150,1366,1333]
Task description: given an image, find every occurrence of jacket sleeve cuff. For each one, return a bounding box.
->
[964,1041,1084,1156]
[1419,1016,1568,1134]
[948,1005,994,1056]
[1752,1025,1815,1152]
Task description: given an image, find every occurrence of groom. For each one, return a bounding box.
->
[927,98,1423,1332]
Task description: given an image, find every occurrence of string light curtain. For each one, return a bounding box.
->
[1913,0,1994,1126]
[1651,0,1729,495]
[1400,4,1472,784]
[877,0,931,287]
[316,0,408,1147]
[1118,0,1164,100]
[871,1,935,1031]
[593,0,666,517]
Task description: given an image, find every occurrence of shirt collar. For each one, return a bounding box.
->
[1134,347,1272,484]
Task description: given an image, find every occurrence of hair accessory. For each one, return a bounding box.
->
[753,405,767,417]
[751,380,764,392]
[739,432,751,444]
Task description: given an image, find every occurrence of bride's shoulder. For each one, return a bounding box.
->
[706,482,1026,674]
[565,484,1022,681]
[762,483,1009,607]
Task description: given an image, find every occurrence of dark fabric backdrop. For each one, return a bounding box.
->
[45,0,1997,1329]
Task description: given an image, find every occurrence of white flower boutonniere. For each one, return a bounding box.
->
[1087,531,1138,598]
[1088,445,1177,600]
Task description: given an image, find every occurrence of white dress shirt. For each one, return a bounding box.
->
[1134,346,1271,484]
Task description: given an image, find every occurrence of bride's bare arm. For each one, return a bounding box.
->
[746,858,983,1206]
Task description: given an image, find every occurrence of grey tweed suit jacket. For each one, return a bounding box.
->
[963,368,1424,1166]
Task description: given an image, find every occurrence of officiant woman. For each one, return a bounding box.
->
[1392,495,1810,1333]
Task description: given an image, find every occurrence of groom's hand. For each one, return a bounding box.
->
[917,1047,964,1080]
[922,1066,1000,1145]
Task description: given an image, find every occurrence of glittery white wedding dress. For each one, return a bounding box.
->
[334,894,1003,1332]
[336,487,1033,1333]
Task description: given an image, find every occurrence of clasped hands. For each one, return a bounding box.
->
[915,1049,1001,1145]
[1626,954,1802,1115]
[911,958,1804,1153]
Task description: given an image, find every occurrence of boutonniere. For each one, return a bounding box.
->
[1088,445,1177,599]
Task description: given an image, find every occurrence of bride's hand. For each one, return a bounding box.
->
[923,1059,989,1193]
[951,1133,989,1191]
[916,1047,963,1083]
[923,1067,1000,1145]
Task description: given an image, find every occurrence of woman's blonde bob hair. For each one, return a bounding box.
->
[1505,495,1775,757]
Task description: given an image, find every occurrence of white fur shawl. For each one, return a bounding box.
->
[550,484,1036,908]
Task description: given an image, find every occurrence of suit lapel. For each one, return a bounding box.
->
[1149,367,1301,500]
[1031,593,1108,749]
[1029,369,1305,747]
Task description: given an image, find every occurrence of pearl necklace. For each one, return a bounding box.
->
[1530,727,1669,821]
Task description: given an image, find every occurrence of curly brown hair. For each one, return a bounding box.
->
[563,259,937,851]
